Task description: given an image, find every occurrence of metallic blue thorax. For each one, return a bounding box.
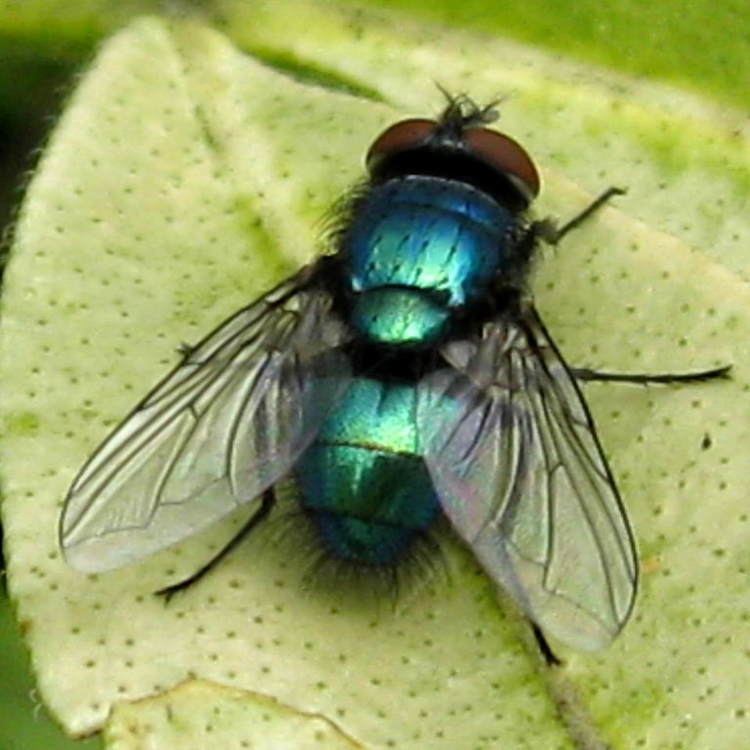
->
[296,175,519,565]
[345,176,517,346]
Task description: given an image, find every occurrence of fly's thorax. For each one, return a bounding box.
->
[342,175,521,347]
[294,377,440,566]
[350,287,449,346]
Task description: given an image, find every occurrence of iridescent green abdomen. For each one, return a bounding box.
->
[295,378,439,565]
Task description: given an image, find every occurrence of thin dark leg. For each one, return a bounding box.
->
[532,623,561,666]
[535,186,627,245]
[571,364,731,385]
[156,488,276,601]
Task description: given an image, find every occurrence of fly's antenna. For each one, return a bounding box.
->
[434,83,505,135]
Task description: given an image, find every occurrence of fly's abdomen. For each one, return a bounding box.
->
[294,378,439,565]
[344,175,517,346]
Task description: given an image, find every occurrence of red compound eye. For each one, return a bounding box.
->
[365,118,437,172]
[365,116,541,204]
[463,127,540,200]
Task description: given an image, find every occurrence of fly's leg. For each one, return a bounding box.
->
[531,623,561,666]
[534,186,626,245]
[571,365,731,385]
[156,488,276,601]
[529,187,732,385]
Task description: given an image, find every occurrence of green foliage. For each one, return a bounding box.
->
[369,0,750,109]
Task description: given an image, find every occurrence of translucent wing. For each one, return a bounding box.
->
[418,306,637,650]
[61,261,352,572]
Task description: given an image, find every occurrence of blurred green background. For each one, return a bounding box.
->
[1,0,747,247]
[0,1,747,747]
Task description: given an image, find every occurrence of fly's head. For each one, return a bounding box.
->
[365,92,540,211]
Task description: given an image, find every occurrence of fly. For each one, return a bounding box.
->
[59,93,729,652]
